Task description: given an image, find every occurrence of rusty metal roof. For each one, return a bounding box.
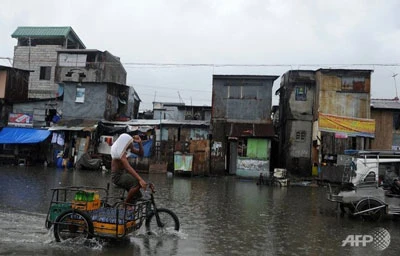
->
[229,123,275,137]
[213,75,279,81]
[49,119,98,131]
[371,99,400,110]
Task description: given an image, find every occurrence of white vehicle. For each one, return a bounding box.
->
[327,150,400,221]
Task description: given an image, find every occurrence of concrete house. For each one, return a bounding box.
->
[211,75,278,178]
[12,26,85,99]
[277,69,375,178]
[275,70,317,177]
[11,26,85,127]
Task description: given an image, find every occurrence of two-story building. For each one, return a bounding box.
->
[277,69,375,178]
[152,102,211,175]
[211,75,278,178]
[0,65,51,165]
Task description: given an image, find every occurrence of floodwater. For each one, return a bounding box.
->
[0,165,399,256]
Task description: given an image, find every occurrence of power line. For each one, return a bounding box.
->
[130,83,212,93]
[2,56,400,67]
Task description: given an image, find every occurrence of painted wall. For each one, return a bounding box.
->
[236,158,270,179]
[236,138,271,179]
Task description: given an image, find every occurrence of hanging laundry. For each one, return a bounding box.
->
[57,132,65,146]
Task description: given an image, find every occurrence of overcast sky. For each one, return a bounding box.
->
[1,0,400,111]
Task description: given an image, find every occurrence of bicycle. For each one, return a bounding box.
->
[45,183,180,242]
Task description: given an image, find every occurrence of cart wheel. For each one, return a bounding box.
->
[145,208,180,235]
[53,210,94,242]
[356,199,384,222]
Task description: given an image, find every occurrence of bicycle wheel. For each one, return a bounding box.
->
[53,210,94,242]
[145,208,180,234]
[356,199,384,222]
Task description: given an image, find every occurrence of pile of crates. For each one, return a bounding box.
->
[72,190,101,211]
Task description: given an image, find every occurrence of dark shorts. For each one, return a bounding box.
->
[111,170,139,191]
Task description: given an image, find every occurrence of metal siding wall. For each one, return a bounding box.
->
[63,83,106,119]
[371,110,393,150]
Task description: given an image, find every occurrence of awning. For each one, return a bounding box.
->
[0,127,51,144]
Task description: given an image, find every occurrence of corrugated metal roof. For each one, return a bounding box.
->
[371,99,400,110]
[11,26,85,48]
[12,26,72,38]
[102,119,210,126]
[229,123,275,137]
[213,75,279,81]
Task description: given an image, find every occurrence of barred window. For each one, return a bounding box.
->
[295,131,306,141]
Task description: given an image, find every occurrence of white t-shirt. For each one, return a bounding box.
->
[110,133,133,159]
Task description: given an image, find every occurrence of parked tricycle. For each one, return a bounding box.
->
[327,150,400,221]
[45,183,180,242]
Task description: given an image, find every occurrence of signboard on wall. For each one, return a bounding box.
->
[319,112,375,138]
[8,113,33,127]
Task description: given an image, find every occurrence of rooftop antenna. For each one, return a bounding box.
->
[393,73,399,100]
[178,91,184,104]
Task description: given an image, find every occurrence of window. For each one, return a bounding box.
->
[228,85,241,99]
[295,131,306,141]
[295,86,307,101]
[39,66,51,80]
[341,76,365,92]
[242,86,258,99]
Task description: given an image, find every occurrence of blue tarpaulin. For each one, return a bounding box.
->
[0,127,51,144]
[128,139,153,158]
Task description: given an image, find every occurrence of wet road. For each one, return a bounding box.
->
[0,165,399,256]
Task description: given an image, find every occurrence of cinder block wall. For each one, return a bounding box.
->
[13,45,62,98]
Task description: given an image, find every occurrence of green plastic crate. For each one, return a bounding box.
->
[49,203,71,222]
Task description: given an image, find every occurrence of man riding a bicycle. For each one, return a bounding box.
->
[110,133,147,204]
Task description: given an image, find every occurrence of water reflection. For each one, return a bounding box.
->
[0,166,399,255]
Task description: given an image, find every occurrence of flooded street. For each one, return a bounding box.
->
[0,165,399,256]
